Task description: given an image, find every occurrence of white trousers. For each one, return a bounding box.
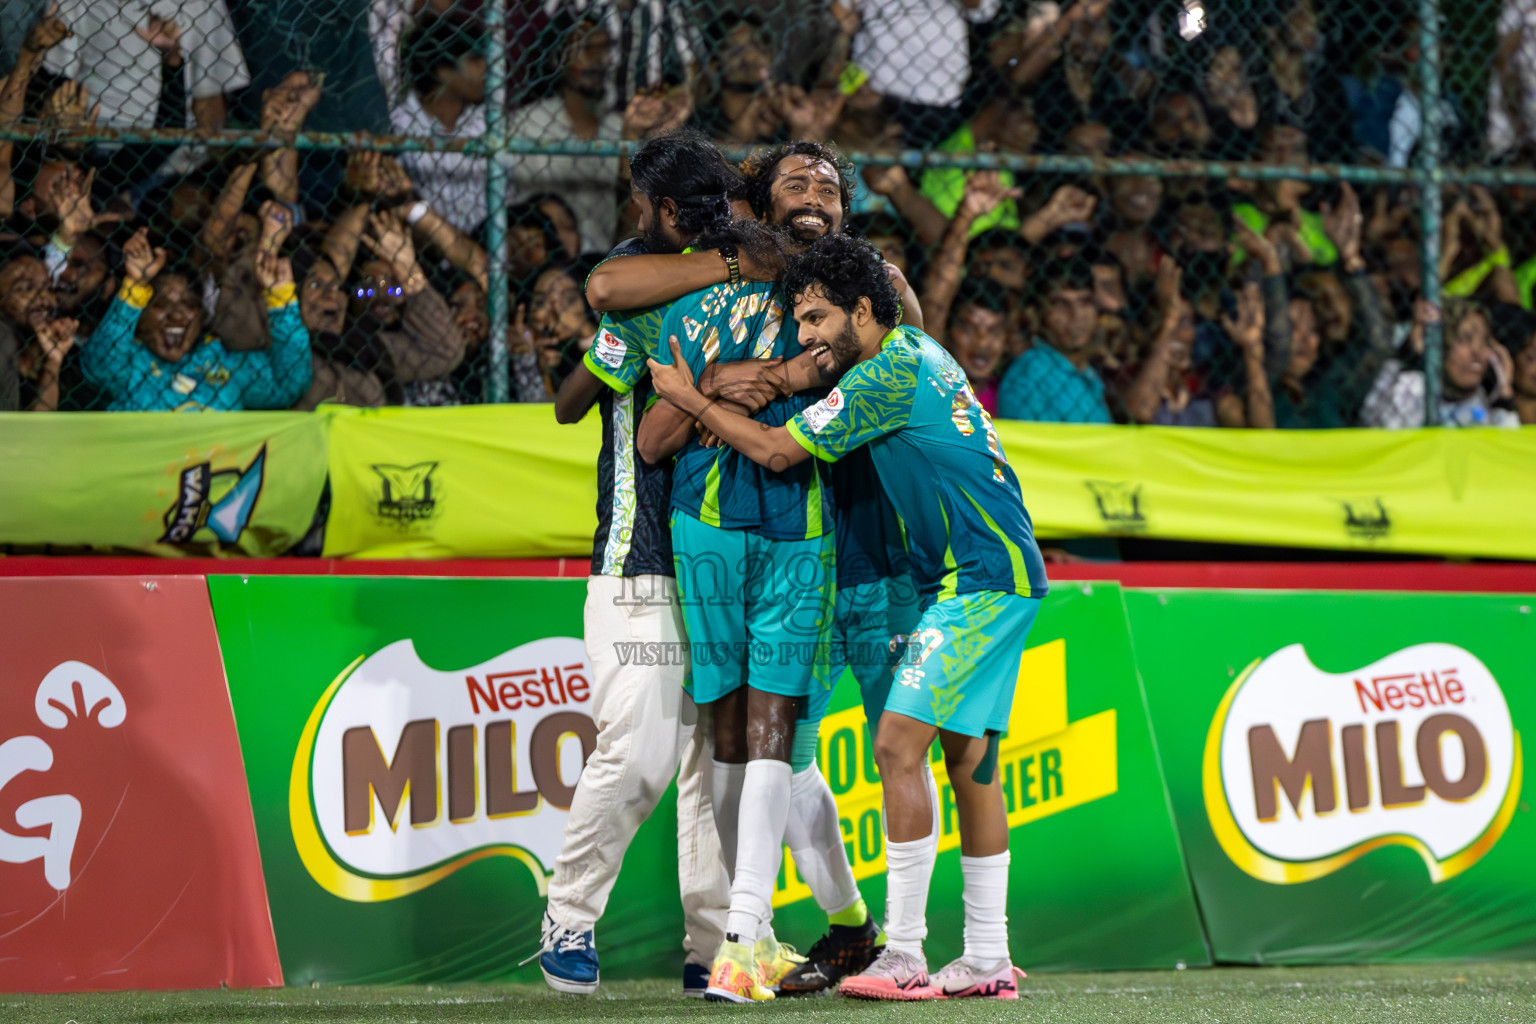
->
[546,574,730,964]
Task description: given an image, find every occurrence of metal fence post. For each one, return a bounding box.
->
[1418,0,1443,426]
[483,0,511,404]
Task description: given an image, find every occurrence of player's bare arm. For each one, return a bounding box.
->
[649,337,811,470]
[553,359,607,424]
[888,263,924,330]
[586,251,735,311]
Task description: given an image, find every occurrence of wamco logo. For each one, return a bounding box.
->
[1341,498,1391,540]
[161,446,266,545]
[373,462,440,525]
[291,638,595,902]
[1204,643,1521,884]
[1085,481,1146,532]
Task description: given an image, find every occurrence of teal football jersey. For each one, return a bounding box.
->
[787,325,1047,602]
[655,280,832,541]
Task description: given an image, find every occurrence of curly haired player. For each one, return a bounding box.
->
[648,233,1046,1001]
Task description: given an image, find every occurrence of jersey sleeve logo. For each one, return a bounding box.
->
[801,387,845,435]
[593,328,627,368]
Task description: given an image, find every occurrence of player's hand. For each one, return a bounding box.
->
[647,336,698,404]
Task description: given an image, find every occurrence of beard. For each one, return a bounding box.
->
[776,206,834,248]
[811,317,863,382]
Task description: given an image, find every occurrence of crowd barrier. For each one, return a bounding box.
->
[4,407,1536,560]
[1,561,1532,992]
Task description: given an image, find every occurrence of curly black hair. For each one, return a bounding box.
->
[738,141,856,224]
[783,234,901,330]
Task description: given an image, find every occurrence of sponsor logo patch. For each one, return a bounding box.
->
[801,388,845,435]
[593,328,626,369]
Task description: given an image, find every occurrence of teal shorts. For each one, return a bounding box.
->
[803,575,922,731]
[792,574,921,772]
[883,591,1042,738]
[671,510,834,706]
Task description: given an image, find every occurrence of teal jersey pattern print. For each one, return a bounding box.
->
[656,279,832,541]
[582,304,665,395]
[787,325,1047,603]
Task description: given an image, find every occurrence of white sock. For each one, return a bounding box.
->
[786,763,861,917]
[711,760,746,879]
[882,834,936,961]
[725,759,792,942]
[960,851,1011,966]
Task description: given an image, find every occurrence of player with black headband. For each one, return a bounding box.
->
[530,130,764,998]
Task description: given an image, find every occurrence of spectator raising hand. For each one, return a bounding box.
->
[39,79,98,133]
[257,200,294,258]
[133,15,182,65]
[80,226,312,412]
[254,249,294,293]
[361,211,425,296]
[1217,281,1277,428]
[122,227,168,287]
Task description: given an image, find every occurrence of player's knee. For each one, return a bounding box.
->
[745,713,795,762]
[873,729,926,780]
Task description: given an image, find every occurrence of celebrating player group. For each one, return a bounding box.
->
[531,129,1048,1003]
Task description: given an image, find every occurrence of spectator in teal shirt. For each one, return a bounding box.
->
[997,258,1114,422]
[83,228,311,412]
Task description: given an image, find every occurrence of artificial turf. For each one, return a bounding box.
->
[7,962,1536,1024]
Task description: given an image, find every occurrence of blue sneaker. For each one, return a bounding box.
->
[683,961,710,998]
[536,911,599,994]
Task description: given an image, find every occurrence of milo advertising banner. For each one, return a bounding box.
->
[209,575,1208,982]
[208,576,636,984]
[769,582,1209,972]
[1126,590,1536,963]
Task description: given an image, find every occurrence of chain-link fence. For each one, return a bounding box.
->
[0,0,1531,427]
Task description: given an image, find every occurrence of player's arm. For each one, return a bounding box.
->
[586,251,732,311]
[636,321,711,464]
[554,359,606,423]
[636,395,698,464]
[650,339,811,468]
[889,263,923,330]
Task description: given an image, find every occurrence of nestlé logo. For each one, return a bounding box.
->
[1204,642,1521,884]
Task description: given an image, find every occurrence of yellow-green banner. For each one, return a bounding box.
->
[0,411,328,557]
[3,408,1531,561]
[322,409,1536,561]
[996,422,1536,560]
[321,406,599,559]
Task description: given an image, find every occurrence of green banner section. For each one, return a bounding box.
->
[321,406,599,559]
[1126,589,1536,963]
[769,581,1211,972]
[0,411,327,557]
[208,575,1207,983]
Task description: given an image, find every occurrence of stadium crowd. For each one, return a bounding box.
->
[0,0,1533,427]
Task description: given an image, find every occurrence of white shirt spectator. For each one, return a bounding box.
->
[391,93,489,233]
[370,0,412,107]
[507,97,622,253]
[1489,0,1536,156]
[1359,359,1521,428]
[851,0,1000,108]
[44,0,250,129]
[542,0,700,105]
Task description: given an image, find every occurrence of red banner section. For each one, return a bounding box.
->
[0,577,282,992]
[0,557,1533,593]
